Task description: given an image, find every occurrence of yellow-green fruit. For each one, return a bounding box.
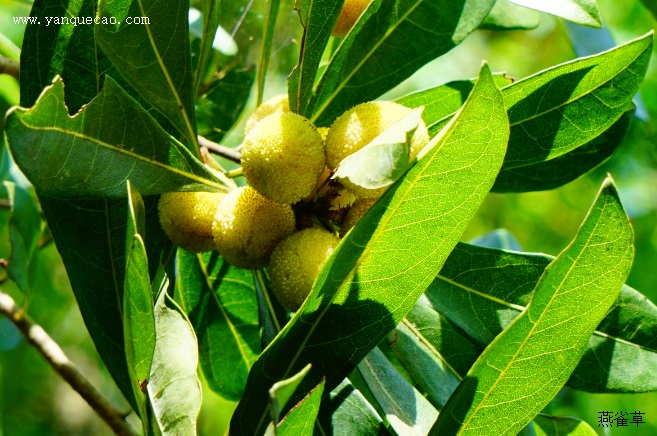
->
[270,228,340,311]
[158,191,225,253]
[244,94,289,137]
[332,0,372,37]
[242,112,326,204]
[325,100,430,199]
[340,198,377,237]
[213,187,295,269]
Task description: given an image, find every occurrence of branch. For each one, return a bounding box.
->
[198,135,242,163]
[0,290,138,436]
[0,55,19,80]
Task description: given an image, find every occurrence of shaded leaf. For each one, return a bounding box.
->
[508,0,602,28]
[432,178,634,435]
[257,0,282,106]
[96,0,199,153]
[333,108,423,189]
[270,364,312,426]
[1,182,41,295]
[493,107,635,192]
[389,297,481,408]
[194,1,222,94]
[480,0,540,31]
[276,380,325,435]
[6,76,227,199]
[533,414,598,436]
[315,379,389,435]
[288,0,344,114]
[359,347,438,434]
[123,182,155,423]
[307,0,496,125]
[177,250,261,401]
[253,269,288,348]
[196,66,255,143]
[148,288,202,435]
[230,64,509,435]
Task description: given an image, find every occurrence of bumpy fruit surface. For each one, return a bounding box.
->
[213,187,295,269]
[242,112,326,204]
[244,94,289,137]
[332,0,372,37]
[325,100,430,199]
[270,228,340,311]
[158,191,225,253]
[340,198,377,237]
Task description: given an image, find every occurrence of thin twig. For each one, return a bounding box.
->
[198,136,242,163]
[0,289,138,436]
[0,55,19,80]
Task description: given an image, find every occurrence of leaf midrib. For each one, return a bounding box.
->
[17,121,226,193]
[253,74,494,433]
[456,200,614,434]
[196,253,252,372]
[136,0,198,150]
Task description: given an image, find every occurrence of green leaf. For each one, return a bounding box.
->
[96,0,199,154]
[307,0,497,125]
[230,64,509,435]
[195,0,221,95]
[430,240,657,393]
[6,76,227,199]
[276,380,325,435]
[148,288,202,435]
[316,379,389,435]
[196,66,255,144]
[480,0,540,31]
[123,182,155,423]
[177,250,261,401]
[1,182,41,295]
[502,32,651,169]
[15,0,168,412]
[432,177,634,435]
[396,74,513,130]
[640,0,657,20]
[257,0,282,106]
[269,364,312,426]
[359,348,438,434]
[508,0,602,28]
[253,269,288,348]
[288,0,344,115]
[532,414,598,436]
[417,34,651,188]
[389,298,482,408]
[492,106,635,193]
[333,108,423,189]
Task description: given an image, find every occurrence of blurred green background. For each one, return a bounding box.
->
[0,0,656,434]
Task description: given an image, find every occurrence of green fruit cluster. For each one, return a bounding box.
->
[158,95,426,311]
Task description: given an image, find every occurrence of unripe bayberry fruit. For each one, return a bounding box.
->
[212,186,295,269]
[270,228,340,311]
[242,112,326,204]
[158,191,225,253]
[325,100,430,199]
[332,0,373,37]
[244,94,289,137]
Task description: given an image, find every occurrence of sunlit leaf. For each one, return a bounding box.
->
[508,0,602,28]
[432,178,634,434]
[231,64,509,435]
